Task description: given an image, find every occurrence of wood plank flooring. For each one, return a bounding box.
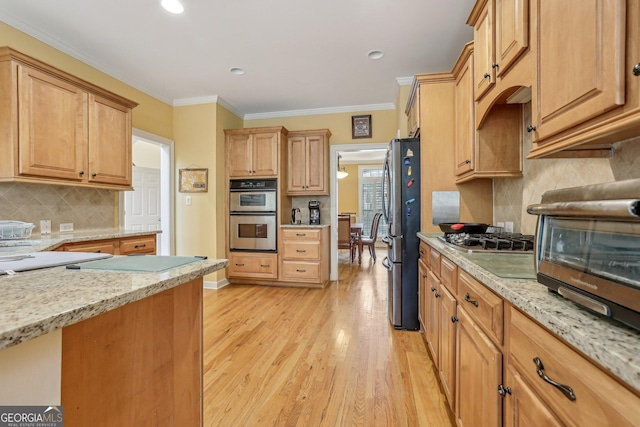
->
[203,252,455,426]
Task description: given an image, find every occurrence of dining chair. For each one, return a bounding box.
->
[337,214,355,262]
[361,212,382,262]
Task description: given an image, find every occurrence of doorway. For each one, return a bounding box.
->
[120,129,175,256]
[329,142,388,280]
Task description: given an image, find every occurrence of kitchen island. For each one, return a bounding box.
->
[0,235,227,426]
[418,232,640,393]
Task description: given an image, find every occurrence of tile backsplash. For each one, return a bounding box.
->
[0,182,116,233]
[290,196,331,225]
[494,103,640,235]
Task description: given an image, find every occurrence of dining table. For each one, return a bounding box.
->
[351,222,363,264]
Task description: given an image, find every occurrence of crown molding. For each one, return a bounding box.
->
[172,95,244,119]
[244,103,396,121]
[396,76,414,86]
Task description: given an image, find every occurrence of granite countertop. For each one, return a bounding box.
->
[0,228,161,253]
[417,232,640,393]
[281,224,331,228]
[0,228,228,351]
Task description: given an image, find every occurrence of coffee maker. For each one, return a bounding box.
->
[308,201,321,225]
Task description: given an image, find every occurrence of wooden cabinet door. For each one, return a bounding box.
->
[305,134,326,193]
[88,94,132,186]
[17,65,86,181]
[474,0,495,101]
[455,48,475,176]
[418,258,428,331]
[456,306,502,427]
[439,285,457,412]
[533,0,626,140]
[495,0,529,77]
[63,241,116,254]
[287,135,307,192]
[252,132,278,177]
[503,365,562,427]
[426,270,440,365]
[227,133,253,177]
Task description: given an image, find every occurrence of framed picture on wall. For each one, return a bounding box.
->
[352,115,372,139]
[179,168,208,192]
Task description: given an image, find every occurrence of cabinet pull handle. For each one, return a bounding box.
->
[236,263,245,266]
[527,125,537,133]
[464,293,479,307]
[435,292,441,298]
[633,63,640,76]
[296,269,307,273]
[492,62,499,69]
[296,233,306,237]
[451,316,458,323]
[431,287,437,292]
[533,357,576,401]
[260,264,270,267]
[483,72,490,79]
[422,274,427,279]
[296,249,306,253]
[419,249,424,255]
[95,250,101,253]
[498,384,512,397]
[134,244,146,249]
[79,171,84,176]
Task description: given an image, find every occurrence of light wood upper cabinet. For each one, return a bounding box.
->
[495,0,529,77]
[406,78,420,137]
[454,43,475,176]
[0,47,137,189]
[473,0,495,101]
[531,0,626,142]
[225,127,285,179]
[286,129,330,196]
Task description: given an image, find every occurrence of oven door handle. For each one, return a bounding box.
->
[229,211,277,215]
[527,200,640,219]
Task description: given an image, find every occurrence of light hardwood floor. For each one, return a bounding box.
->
[203,251,455,426]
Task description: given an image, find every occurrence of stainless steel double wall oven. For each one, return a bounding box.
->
[229,179,277,252]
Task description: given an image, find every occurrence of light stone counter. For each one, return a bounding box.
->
[0,250,228,351]
[417,232,640,393]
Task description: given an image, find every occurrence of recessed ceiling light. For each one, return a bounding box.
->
[230,67,246,75]
[161,0,184,14]
[367,50,384,60]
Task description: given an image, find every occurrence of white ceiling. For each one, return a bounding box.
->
[0,0,475,118]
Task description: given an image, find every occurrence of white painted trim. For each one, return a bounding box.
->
[204,279,230,290]
[396,76,414,86]
[244,103,396,120]
[329,142,389,281]
[173,95,220,106]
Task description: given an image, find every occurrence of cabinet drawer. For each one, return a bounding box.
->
[457,270,503,344]
[119,236,156,254]
[440,256,457,294]
[281,261,320,281]
[429,248,441,277]
[282,242,320,260]
[508,307,640,426]
[282,228,321,241]
[62,241,115,254]
[419,241,430,263]
[228,253,277,279]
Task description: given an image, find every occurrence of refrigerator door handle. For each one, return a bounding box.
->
[382,257,392,270]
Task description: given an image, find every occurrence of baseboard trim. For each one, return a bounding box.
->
[204,278,230,290]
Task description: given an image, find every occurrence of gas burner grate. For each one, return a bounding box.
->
[442,232,534,253]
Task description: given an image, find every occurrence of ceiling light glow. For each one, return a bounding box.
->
[367,50,384,60]
[161,0,184,14]
[230,67,246,75]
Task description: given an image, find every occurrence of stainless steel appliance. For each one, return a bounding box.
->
[291,208,301,225]
[229,179,277,252]
[527,179,640,331]
[381,138,421,330]
[309,201,320,225]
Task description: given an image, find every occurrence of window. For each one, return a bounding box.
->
[359,165,387,239]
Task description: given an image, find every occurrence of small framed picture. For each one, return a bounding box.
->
[352,114,372,139]
[179,168,208,192]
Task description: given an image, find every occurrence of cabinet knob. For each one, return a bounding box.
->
[492,63,499,69]
[633,63,640,76]
[79,171,84,176]
[435,292,441,298]
[483,72,490,79]
[431,287,437,292]
[527,125,537,133]
[451,316,458,323]
[465,159,471,164]
[498,384,512,397]
[91,173,97,177]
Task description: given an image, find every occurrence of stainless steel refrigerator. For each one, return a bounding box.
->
[382,138,421,330]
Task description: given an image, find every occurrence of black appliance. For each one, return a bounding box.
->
[527,179,640,331]
[381,138,421,330]
[309,201,320,225]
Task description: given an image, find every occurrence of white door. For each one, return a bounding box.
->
[125,166,161,235]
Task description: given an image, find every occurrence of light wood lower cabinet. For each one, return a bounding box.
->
[438,284,457,410]
[503,364,562,427]
[227,252,278,279]
[280,227,329,286]
[418,257,428,332]
[425,270,441,366]
[56,234,157,255]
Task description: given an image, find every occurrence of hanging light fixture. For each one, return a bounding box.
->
[337,154,349,180]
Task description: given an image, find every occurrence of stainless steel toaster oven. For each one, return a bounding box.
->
[527,179,640,331]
